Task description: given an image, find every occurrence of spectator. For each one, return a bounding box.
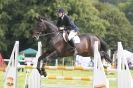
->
[17,52,25,72]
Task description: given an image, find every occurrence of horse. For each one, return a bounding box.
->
[32,17,112,77]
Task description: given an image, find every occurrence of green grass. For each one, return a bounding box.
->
[43,70,92,86]
[0,72,4,88]
[1,69,133,88]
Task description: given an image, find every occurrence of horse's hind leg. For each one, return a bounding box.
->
[100,51,112,64]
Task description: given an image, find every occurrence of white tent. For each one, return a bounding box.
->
[75,55,92,67]
[123,50,133,68]
[123,50,133,58]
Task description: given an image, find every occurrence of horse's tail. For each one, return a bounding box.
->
[99,38,108,52]
[99,37,112,63]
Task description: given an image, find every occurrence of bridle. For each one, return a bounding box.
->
[33,19,63,41]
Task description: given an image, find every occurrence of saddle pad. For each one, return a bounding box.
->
[73,36,80,43]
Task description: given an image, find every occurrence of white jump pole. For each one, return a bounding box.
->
[28,41,42,88]
[93,41,109,88]
[117,42,133,88]
[4,41,19,88]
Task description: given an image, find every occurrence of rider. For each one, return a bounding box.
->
[56,8,79,43]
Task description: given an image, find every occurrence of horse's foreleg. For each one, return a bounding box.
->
[41,51,59,77]
[37,51,49,77]
[40,62,47,77]
[37,57,47,77]
[37,55,45,76]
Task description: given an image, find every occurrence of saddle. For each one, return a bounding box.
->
[62,31,80,47]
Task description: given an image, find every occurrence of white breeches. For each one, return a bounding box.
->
[63,30,80,43]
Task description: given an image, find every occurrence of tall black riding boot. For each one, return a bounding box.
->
[69,39,79,55]
[68,39,74,47]
[74,43,79,55]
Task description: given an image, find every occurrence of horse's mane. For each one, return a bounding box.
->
[38,16,58,30]
[45,20,58,30]
[40,18,61,50]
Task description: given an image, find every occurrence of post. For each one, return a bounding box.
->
[4,41,19,88]
[62,58,64,66]
[55,59,58,66]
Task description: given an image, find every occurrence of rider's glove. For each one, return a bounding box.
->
[59,27,64,31]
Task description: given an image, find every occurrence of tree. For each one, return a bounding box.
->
[118,2,133,24]
[95,2,133,49]
[0,0,133,58]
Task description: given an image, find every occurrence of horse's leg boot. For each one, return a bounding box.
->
[40,63,47,77]
[41,68,47,77]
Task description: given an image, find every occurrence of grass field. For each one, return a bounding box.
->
[0,68,121,88]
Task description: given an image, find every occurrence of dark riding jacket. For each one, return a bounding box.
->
[56,15,78,31]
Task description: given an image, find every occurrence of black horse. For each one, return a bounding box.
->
[33,17,112,77]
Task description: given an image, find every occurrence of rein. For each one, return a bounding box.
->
[35,31,61,40]
[35,32,60,37]
[39,32,58,37]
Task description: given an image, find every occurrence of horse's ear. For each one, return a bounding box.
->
[41,16,48,21]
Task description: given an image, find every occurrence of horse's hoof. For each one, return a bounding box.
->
[40,70,47,77]
[42,71,47,77]
[41,68,47,77]
[43,71,47,77]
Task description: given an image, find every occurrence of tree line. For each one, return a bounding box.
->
[0,0,133,58]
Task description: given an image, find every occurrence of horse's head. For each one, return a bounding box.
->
[33,16,48,40]
[33,16,58,40]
